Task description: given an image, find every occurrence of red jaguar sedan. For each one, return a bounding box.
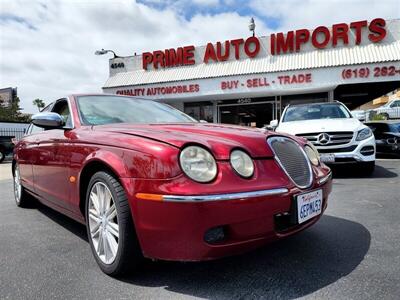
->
[13,94,332,276]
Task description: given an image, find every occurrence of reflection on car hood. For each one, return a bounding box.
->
[93,123,287,159]
[276,118,364,135]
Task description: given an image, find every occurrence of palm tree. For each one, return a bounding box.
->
[32,99,46,111]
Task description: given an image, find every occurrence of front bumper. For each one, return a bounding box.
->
[121,164,332,261]
[318,135,376,164]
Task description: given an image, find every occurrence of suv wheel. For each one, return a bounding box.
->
[380,113,389,120]
[85,171,142,276]
[0,150,5,163]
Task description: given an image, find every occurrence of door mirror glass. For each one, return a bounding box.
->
[31,112,65,129]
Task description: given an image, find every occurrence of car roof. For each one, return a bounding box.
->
[365,120,400,124]
[287,101,343,107]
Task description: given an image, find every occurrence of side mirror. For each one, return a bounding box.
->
[270,119,279,128]
[32,112,64,129]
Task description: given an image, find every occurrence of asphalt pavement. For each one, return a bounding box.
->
[0,159,399,300]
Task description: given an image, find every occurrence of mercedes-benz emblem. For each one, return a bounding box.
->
[317,133,330,145]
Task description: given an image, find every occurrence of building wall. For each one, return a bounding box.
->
[0,87,15,107]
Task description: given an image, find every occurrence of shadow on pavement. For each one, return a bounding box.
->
[37,203,88,242]
[119,215,370,299]
[331,163,398,179]
[35,203,370,299]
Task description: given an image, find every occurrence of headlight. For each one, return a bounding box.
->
[304,144,320,166]
[230,150,254,178]
[179,146,217,182]
[356,127,372,141]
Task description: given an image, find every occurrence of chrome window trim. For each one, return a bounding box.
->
[267,136,314,189]
[162,188,289,202]
[50,97,75,129]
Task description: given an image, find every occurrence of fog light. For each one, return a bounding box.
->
[360,146,375,156]
[204,226,226,244]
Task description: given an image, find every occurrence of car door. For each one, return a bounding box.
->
[389,100,400,119]
[32,98,75,210]
[16,106,51,191]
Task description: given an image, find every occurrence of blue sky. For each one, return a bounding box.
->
[137,0,282,29]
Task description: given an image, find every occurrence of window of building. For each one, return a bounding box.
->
[184,102,213,122]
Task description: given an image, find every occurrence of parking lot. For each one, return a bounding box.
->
[0,159,399,300]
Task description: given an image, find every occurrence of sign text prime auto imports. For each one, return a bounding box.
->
[141,18,386,70]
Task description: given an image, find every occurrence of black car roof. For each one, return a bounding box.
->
[365,120,400,124]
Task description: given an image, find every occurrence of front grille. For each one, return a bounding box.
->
[268,136,313,188]
[297,131,354,147]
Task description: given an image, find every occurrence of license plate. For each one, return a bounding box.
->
[296,189,323,224]
[320,153,335,163]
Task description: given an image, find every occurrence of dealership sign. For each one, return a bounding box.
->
[110,62,400,99]
[141,18,387,70]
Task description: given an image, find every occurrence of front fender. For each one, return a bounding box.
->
[81,149,130,178]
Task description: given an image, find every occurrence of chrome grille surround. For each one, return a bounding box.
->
[297,131,354,147]
[267,136,313,189]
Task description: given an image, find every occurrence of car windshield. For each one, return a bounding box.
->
[389,123,400,132]
[367,123,400,133]
[77,95,197,125]
[367,123,389,133]
[282,103,352,122]
[381,101,392,108]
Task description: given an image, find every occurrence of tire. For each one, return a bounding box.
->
[381,113,389,120]
[13,164,33,207]
[85,171,142,276]
[0,150,5,163]
[359,161,375,176]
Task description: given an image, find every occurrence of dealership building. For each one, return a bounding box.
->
[103,18,400,127]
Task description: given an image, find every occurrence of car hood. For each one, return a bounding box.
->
[93,123,287,159]
[276,118,363,135]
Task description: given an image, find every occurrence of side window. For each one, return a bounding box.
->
[392,101,400,108]
[52,99,73,128]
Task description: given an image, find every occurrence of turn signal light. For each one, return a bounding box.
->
[135,193,164,201]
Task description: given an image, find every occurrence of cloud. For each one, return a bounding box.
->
[250,0,400,31]
[192,0,220,6]
[0,0,399,114]
[0,0,269,113]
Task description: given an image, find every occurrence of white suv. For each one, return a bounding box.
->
[270,101,376,173]
[371,99,400,120]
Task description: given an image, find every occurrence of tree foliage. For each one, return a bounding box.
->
[0,96,31,123]
[33,98,46,111]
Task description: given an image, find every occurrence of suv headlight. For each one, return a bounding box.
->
[356,127,372,141]
[230,150,254,178]
[179,146,217,182]
[304,144,320,166]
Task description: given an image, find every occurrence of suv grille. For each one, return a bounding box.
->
[296,131,354,147]
[268,136,313,188]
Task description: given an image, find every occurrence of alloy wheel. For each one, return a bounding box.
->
[14,166,22,204]
[88,182,119,264]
